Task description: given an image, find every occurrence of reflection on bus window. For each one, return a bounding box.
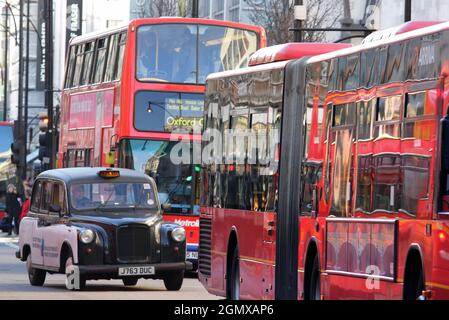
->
[120,139,200,215]
[136,24,259,84]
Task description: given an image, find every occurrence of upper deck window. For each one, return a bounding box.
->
[136,24,259,85]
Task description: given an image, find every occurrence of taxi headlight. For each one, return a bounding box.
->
[171,227,186,242]
[80,229,95,244]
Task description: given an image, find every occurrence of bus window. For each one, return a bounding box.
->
[93,37,108,84]
[373,154,401,213]
[357,100,375,140]
[104,34,118,82]
[400,155,429,216]
[384,42,406,83]
[198,25,258,83]
[114,33,126,81]
[72,44,84,87]
[375,95,402,139]
[80,42,95,86]
[356,155,373,213]
[65,46,77,88]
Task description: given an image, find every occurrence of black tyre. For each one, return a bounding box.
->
[26,254,46,286]
[229,247,240,300]
[404,266,425,300]
[309,255,321,300]
[64,254,86,291]
[122,278,139,286]
[163,270,184,291]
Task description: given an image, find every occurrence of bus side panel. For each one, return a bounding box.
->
[321,273,403,300]
[396,220,434,297]
[297,216,326,300]
[210,208,271,300]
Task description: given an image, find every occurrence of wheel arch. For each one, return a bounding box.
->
[403,243,426,299]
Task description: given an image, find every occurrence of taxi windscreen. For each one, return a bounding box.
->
[70,182,158,214]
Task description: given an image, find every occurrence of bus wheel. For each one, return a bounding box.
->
[309,255,321,300]
[229,247,240,300]
[404,261,425,300]
[163,270,184,291]
[26,254,46,286]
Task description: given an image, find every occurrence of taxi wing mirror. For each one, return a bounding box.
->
[49,204,62,216]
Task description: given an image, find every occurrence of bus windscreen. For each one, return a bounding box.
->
[136,23,259,84]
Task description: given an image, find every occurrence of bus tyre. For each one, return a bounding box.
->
[26,254,46,286]
[404,265,425,300]
[163,270,184,291]
[122,278,139,286]
[306,254,320,300]
[229,247,240,300]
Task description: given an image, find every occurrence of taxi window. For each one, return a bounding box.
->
[40,181,53,213]
[70,182,157,216]
[50,183,66,214]
[31,181,43,212]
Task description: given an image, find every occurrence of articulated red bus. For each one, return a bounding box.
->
[0,122,14,219]
[58,18,266,270]
[200,21,449,300]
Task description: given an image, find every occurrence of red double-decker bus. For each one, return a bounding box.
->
[200,21,449,300]
[58,18,266,270]
[0,122,15,219]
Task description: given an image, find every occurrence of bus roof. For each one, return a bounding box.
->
[248,42,352,66]
[69,17,265,46]
[308,21,449,65]
[362,20,444,44]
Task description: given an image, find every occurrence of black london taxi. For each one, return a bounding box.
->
[16,167,191,291]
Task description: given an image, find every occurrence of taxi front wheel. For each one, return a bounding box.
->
[26,254,46,286]
[163,270,184,291]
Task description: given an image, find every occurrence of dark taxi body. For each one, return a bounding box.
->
[16,167,190,290]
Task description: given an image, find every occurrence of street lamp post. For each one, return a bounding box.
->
[293,0,306,42]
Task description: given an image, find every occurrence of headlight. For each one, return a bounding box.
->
[80,229,95,244]
[171,227,186,242]
[154,223,161,245]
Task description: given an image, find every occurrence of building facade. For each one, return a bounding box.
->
[1,0,130,154]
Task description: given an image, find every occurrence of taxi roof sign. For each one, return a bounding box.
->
[98,169,120,179]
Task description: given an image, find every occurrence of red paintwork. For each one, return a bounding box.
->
[199,43,356,300]
[163,215,200,245]
[202,21,449,300]
[58,19,266,268]
[248,43,351,66]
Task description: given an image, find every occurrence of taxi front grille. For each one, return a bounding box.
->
[199,217,212,277]
[116,225,151,263]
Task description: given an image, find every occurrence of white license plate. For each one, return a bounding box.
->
[186,252,198,259]
[118,266,155,276]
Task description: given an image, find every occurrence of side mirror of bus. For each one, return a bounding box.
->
[162,203,172,212]
[312,188,318,218]
[105,151,116,166]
